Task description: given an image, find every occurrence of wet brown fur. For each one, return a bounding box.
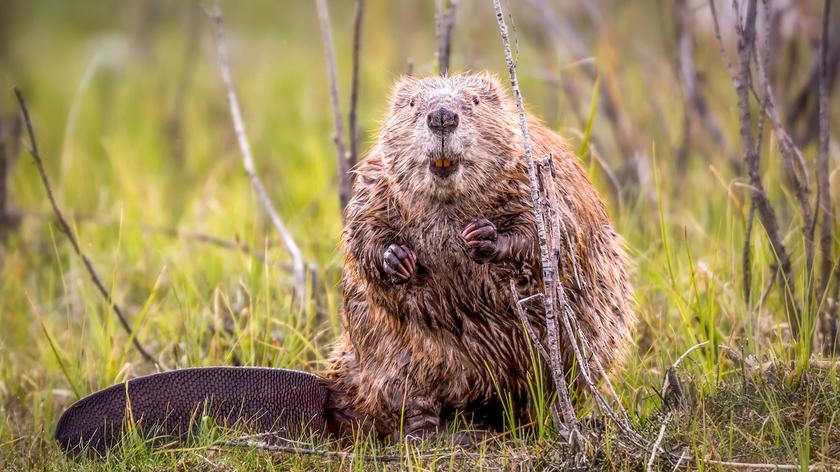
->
[323,73,635,439]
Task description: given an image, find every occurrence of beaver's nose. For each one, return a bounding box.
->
[426,107,459,135]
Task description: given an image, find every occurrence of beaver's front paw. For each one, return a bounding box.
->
[383,244,417,285]
[462,218,498,264]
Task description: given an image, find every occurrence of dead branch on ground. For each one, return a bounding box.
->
[14,87,160,366]
[207,1,307,303]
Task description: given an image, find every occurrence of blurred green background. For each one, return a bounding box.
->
[1,0,839,469]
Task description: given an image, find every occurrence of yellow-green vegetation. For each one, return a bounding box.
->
[1,1,838,470]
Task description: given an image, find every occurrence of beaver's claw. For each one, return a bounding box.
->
[462,218,498,263]
[383,244,416,285]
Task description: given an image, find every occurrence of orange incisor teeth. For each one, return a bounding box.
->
[434,159,443,168]
[443,159,451,168]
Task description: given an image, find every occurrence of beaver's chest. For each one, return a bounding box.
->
[392,216,523,334]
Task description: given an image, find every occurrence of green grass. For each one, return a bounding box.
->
[2,0,840,470]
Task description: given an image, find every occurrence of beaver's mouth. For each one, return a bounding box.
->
[429,155,459,178]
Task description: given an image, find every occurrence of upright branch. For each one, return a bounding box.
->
[817,0,837,351]
[673,0,732,173]
[491,0,578,438]
[207,2,307,302]
[316,0,364,218]
[495,0,651,453]
[527,0,639,190]
[0,113,22,237]
[315,0,351,216]
[435,0,458,76]
[709,0,801,337]
[347,0,364,190]
[750,1,814,295]
[14,88,159,366]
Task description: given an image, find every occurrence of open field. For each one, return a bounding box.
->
[1,0,839,469]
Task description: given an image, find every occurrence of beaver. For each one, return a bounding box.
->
[54,72,635,454]
[325,72,635,439]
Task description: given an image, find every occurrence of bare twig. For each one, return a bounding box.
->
[214,436,482,463]
[673,0,734,174]
[21,209,274,260]
[14,87,159,366]
[435,0,458,75]
[646,411,672,472]
[785,14,840,147]
[315,0,351,216]
[540,157,641,443]
[215,438,403,462]
[510,280,550,364]
[751,5,814,295]
[0,113,23,237]
[710,0,801,337]
[347,0,364,186]
[492,0,578,439]
[701,458,819,470]
[167,2,202,165]
[528,0,639,189]
[207,2,307,303]
[495,2,649,452]
[743,201,756,306]
[816,0,836,352]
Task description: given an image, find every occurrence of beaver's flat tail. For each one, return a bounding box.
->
[55,367,332,455]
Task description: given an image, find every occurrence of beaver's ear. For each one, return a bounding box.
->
[471,72,506,104]
[389,75,421,109]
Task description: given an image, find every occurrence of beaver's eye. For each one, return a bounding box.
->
[472,96,480,106]
[409,98,415,107]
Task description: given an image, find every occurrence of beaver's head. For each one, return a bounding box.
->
[376,73,519,207]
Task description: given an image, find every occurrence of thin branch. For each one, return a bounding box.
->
[13,87,159,366]
[1,113,23,236]
[347,0,364,187]
[743,201,755,306]
[707,0,737,82]
[710,0,800,337]
[167,2,202,166]
[214,437,483,463]
[510,280,550,364]
[674,0,734,174]
[495,2,649,452]
[539,155,641,443]
[207,2,307,303]
[492,0,578,440]
[315,0,352,216]
[435,0,458,75]
[701,458,819,471]
[646,411,672,472]
[528,0,639,188]
[817,0,835,349]
[751,4,814,293]
[215,438,403,462]
[21,210,275,261]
